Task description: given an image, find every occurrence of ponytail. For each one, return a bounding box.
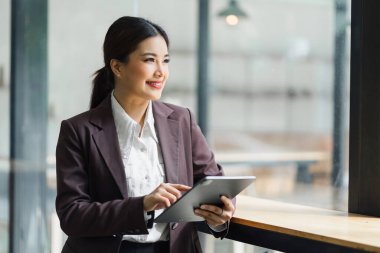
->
[90,66,114,109]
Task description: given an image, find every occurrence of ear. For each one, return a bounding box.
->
[110,59,123,78]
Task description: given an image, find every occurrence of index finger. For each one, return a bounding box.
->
[169,183,191,191]
[164,184,191,199]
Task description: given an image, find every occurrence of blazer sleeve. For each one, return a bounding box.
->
[187,109,236,239]
[55,120,148,237]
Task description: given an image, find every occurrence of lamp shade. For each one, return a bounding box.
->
[218,0,247,18]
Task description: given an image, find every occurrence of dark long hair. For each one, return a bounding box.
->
[90,16,169,109]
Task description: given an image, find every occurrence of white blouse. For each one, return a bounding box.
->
[111,93,169,243]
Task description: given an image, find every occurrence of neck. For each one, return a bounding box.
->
[113,90,149,127]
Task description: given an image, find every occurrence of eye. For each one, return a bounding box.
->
[144,58,155,62]
[164,58,170,63]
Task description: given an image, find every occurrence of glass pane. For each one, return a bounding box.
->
[48,3,140,252]
[209,0,350,212]
[0,0,10,252]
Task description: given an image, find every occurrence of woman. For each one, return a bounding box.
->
[56,16,235,253]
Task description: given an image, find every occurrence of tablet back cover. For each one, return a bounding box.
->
[154,176,255,223]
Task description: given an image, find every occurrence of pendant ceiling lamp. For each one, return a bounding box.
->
[218,0,248,26]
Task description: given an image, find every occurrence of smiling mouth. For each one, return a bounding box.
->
[146,81,163,89]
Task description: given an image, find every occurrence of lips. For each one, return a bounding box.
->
[146,81,163,89]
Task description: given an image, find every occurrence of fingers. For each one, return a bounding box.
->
[156,183,190,203]
[195,204,231,221]
[194,208,225,227]
[165,183,191,198]
[143,183,191,211]
[194,196,235,226]
[170,183,192,191]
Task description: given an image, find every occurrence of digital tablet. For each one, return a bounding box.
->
[154,176,255,223]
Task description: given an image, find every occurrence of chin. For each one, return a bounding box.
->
[145,94,161,101]
[149,91,163,101]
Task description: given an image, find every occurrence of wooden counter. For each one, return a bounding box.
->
[198,195,380,252]
[215,152,329,165]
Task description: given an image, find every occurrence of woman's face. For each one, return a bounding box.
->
[114,35,170,102]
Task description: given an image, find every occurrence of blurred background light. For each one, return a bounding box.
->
[218,0,248,26]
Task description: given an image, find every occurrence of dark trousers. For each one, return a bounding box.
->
[119,240,170,253]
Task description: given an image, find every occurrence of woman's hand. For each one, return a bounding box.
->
[143,183,191,212]
[194,195,235,227]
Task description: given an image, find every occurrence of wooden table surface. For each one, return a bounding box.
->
[233,195,380,252]
[215,151,330,164]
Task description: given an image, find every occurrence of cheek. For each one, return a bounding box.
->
[134,67,151,78]
[127,64,152,79]
[164,68,170,79]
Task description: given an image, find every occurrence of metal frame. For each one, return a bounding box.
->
[9,0,48,252]
[349,0,380,217]
[197,0,210,138]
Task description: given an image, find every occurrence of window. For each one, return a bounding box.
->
[208,0,350,212]
[6,1,373,253]
[0,0,10,252]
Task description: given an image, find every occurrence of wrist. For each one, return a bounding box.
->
[143,195,148,211]
[143,195,154,212]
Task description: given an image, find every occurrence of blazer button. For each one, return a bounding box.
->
[171,223,179,230]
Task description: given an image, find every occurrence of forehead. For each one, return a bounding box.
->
[134,36,168,56]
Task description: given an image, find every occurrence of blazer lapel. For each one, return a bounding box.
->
[90,96,128,198]
[153,101,179,184]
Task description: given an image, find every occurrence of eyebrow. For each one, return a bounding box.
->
[141,52,170,58]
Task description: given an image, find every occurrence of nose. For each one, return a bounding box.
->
[155,69,163,78]
[154,62,166,78]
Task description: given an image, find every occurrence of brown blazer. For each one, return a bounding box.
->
[55,96,227,253]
